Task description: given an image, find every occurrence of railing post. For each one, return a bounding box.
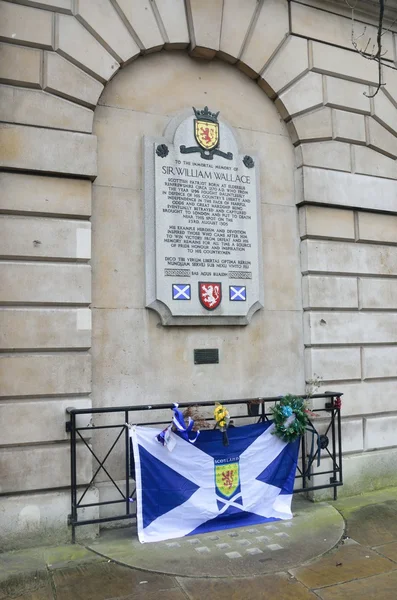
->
[125,410,130,517]
[68,410,77,544]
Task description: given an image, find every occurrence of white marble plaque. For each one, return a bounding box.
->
[144,107,263,325]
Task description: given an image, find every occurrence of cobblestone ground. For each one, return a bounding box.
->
[1,488,397,600]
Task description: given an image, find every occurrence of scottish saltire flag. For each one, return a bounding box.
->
[130,422,299,543]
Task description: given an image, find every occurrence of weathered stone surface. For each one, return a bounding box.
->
[55,14,119,82]
[239,0,289,77]
[112,0,164,51]
[0,398,91,445]
[0,308,91,350]
[302,276,358,309]
[357,211,397,243]
[44,51,104,108]
[92,186,143,308]
[314,560,397,598]
[372,89,397,135]
[259,35,309,97]
[288,108,333,143]
[360,278,397,309]
[155,0,188,48]
[363,347,397,380]
[313,380,397,417]
[296,141,351,171]
[0,352,91,397]
[0,124,97,177]
[219,0,257,62]
[367,117,397,159]
[311,40,379,85]
[304,311,397,345]
[276,72,323,120]
[0,85,94,133]
[324,75,371,114]
[0,42,41,88]
[74,0,140,63]
[333,110,366,144]
[94,106,167,188]
[353,145,397,179]
[305,347,361,381]
[98,52,287,136]
[0,262,91,304]
[292,2,393,56]
[0,442,92,493]
[300,167,397,213]
[0,172,91,217]
[0,1,53,48]
[299,206,355,240]
[302,239,397,276]
[12,0,72,11]
[0,215,91,260]
[186,0,222,58]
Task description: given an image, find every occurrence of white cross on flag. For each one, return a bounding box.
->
[172,284,191,300]
[229,286,246,301]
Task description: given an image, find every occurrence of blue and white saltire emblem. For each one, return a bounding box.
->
[229,286,246,301]
[172,284,191,300]
[130,422,299,543]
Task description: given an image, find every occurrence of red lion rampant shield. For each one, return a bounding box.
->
[199,282,222,311]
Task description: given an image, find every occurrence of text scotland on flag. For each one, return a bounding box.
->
[130,422,299,543]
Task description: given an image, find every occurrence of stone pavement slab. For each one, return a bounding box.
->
[314,568,397,600]
[374,541,397,562]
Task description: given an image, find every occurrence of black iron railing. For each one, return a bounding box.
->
[66,392,343,542]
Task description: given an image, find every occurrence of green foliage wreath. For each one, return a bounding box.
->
[270,395,308,443]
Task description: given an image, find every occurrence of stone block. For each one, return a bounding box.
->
[0,489,98,551]
[0,442,92,493]
[304,311,397,345]
[98,51,286,137]
[313,417,363,454]
[276,72,323,120]
[353,145,397,179]
[0,215,91,260]
[382,68,397,109]
[94,105,168,188]
[13,0,72,11]
[365,416,397,450]
[92,186,143,309]
[237,128,295,206]
[300,167,397,213]
[302,276,358,309]
[332,110,366,144]
[0,42,41,88]
[97,480,131,521]
[302,239,397,276]
[0,398,91,445]
[0,85,94,133]
[289,108,333,144]
[219,0,258,62]
[359,278,397,309]
[185,0,222,59]
[324,75,371,114]
[55,14,119,82]
[313,380,397,417]
[0,172,91,217]
[337,448,397,497]
[299,205,355,240]
[292,3,393,57]
[0,124,97,177]
[259,35,309,98]
[239,0,289,77]
[372,90,397,136]
[0,262,91,304]
[367,117,397,159]
[44,51,103,108]
[112,0,164,51]
[0,1,53,48]
[74,0,140,64]
[154,0,188,48]
[311,41,379,85]
[0,308,91,350]
[305,347,361,381]
[357,211,397,243]
[261,204,302,311]
[0,352,91,397]
[296,140,351,171]
[363,347,397,380]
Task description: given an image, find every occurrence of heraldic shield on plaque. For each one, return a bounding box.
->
[144,107,264,326]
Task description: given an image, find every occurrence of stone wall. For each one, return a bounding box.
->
[1,0,397,548]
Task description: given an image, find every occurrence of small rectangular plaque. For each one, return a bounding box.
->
[194,348,219,365]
